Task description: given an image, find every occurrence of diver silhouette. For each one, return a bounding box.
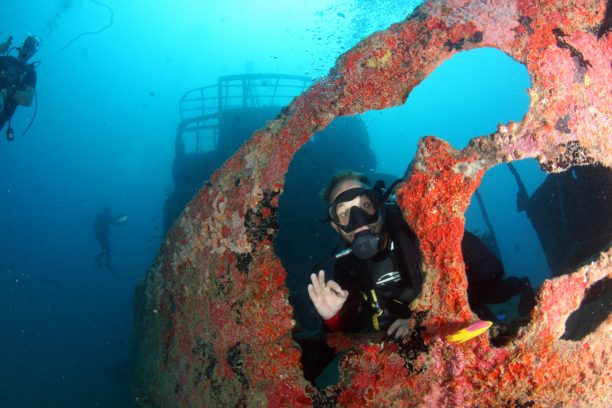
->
[94,206,126,271]
[0,35,39,141]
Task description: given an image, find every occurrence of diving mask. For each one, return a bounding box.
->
[328,187,381,233]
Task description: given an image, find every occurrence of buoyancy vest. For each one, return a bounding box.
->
[335,204,424,331]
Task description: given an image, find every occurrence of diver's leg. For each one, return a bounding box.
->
[472,277,536,317]
[471,303,498,321]
[471,277,523,303]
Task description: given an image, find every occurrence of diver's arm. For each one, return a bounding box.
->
[307,270,348,321]
[329,265,375,332]
[307,268,370,332]
[323,310,343,332]
[12,85,34,106]
[387,318,411,339]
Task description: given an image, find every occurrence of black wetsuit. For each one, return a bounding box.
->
[0,56,37,130]
[328,204,533,332]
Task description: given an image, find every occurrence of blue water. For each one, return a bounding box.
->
[0,1,553,407]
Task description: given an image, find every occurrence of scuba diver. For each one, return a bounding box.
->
[94,206,127,271]
[307,171,536,339]
[0,34,39,141]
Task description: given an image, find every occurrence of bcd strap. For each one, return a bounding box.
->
[363,289,411,331]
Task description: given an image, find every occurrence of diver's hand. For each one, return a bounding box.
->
[307,270,348,320]
[387,318,411,340]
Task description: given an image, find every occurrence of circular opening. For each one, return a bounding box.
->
[275,47,532,385]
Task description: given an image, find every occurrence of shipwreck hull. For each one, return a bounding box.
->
[133,0,611,406]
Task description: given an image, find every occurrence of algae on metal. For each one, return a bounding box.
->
[133,0,611,406]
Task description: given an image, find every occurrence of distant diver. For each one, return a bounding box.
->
[59,0,114,52]
[0,35,39,141]
[94,206,127,271]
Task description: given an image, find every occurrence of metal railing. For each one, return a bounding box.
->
[177,74,311,154]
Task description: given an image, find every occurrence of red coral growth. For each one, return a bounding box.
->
[133,0,611,406]
[397,137,483,325]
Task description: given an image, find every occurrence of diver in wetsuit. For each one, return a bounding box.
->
[308,171,535,339]
[95,206,124,271]
[0,35,38,141]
